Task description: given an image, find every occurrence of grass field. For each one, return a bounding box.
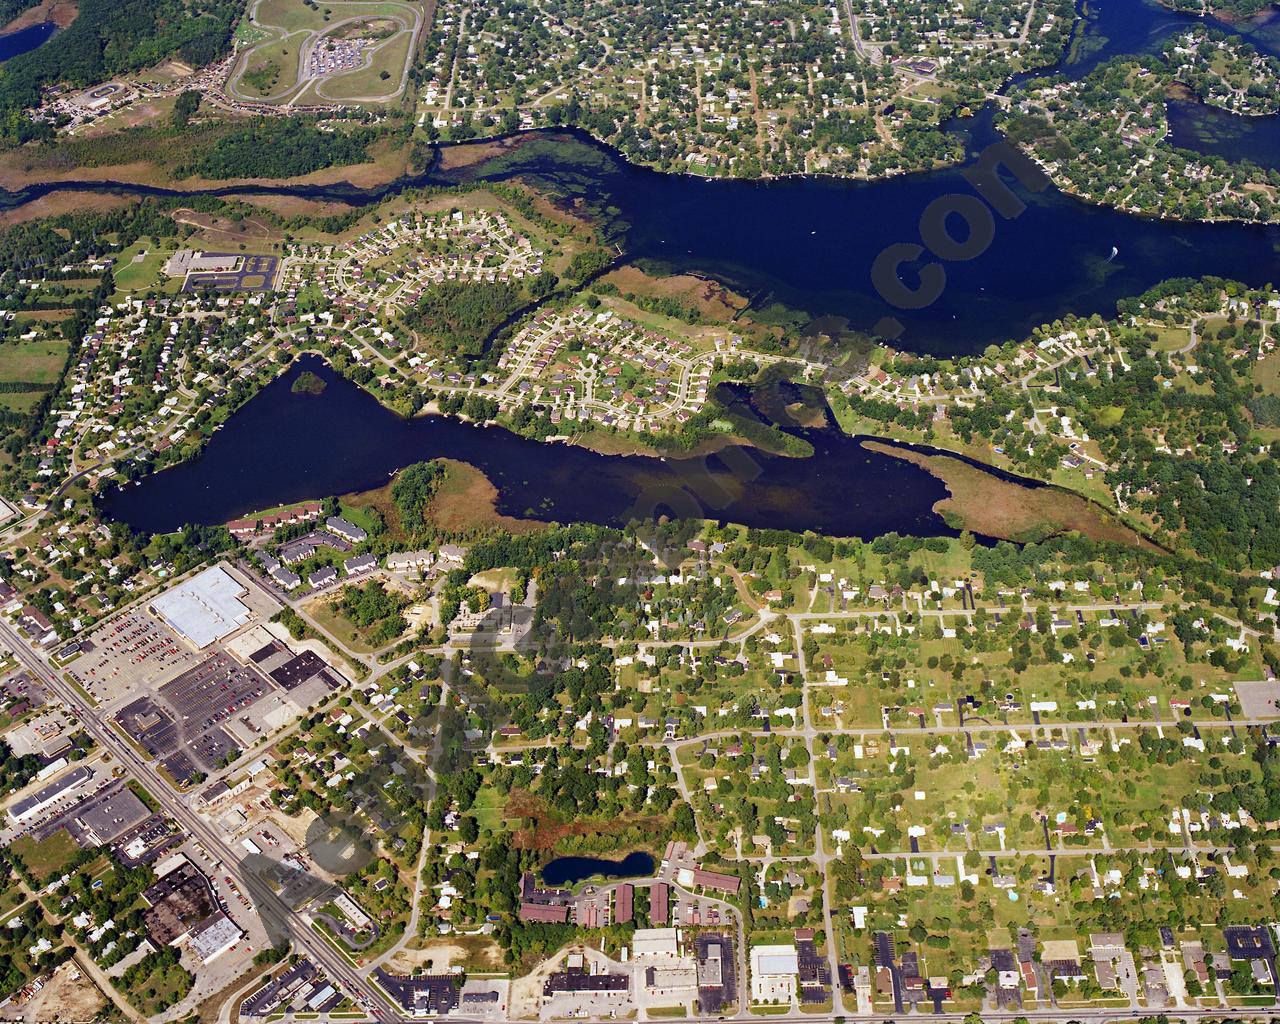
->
[255,0,328,33]
[10,828,82,882]
[111,244,182,297]
[241,33,307,98]
[0,339,68,384]
[304,596,379,654]
[0,390,49,412]
[320,25,412,100]
[1255,350,1280,395]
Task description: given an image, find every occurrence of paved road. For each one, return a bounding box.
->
[0,620,405,1024]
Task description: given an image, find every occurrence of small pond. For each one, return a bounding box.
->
[541,851,655,886]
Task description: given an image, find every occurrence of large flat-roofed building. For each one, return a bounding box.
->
[72,787,150,845]
[632,927,680,959]
[8,765,94,823]
[543,971,629,995]
[164,251,243,277]
[645,963,698,994]
[150,566,252,648]
[751,944,799,1004]
[189,911,244,963]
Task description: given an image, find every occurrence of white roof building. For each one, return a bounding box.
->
[750,944,799,1004]
[150,565,251,648]
[632,926,680,959]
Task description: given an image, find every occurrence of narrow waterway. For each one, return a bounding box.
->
[99,356,972,538]
[2,1,1279,354]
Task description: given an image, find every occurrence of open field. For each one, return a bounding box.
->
[600,266,750,323]
[171,207,275,244]
[422,459,548,536]
[110,244,183,297]
[861,440,1159,550]
[238,34,307,100]
[227,0,422,105]
[303,595,380,654]
[0,339,68,384]
[0,391,49,413]
[9,828,82,882]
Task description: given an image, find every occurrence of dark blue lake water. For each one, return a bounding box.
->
[0,21,55,62]
[541,851,655,886]
[1167,99,1280,171]
[99,356,968,537]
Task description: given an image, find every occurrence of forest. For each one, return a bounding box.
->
[404,280,526,357]
[185,119,380,179]
[0,0,237,141]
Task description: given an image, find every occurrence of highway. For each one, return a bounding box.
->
[5,613,1280,1024]
[0,619,404,1024]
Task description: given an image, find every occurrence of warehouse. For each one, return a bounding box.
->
[150,566,252,648]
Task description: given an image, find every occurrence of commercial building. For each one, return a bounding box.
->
[150,566,252,648]
[71,786,150,845]
[8,765,94,823]
[189,912,244,963]
[750,944,799,1004]
[632,927,680,959]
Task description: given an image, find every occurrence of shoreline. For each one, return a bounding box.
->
[860,438,1162,551]
[0,0,75,37]
[7,112,1280,230]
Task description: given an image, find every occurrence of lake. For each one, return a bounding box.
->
[3,0,1280,355]
[0,21,55,62]
[99,356,970,539]
[1167,99,1280,171]
[541,851,655,886]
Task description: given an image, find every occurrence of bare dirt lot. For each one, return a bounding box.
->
[172,208,275,243]
[12,961,107,1023]
[386,935,503,973]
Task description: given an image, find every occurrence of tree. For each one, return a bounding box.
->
[172,89,201,129]
[391,460,445,532]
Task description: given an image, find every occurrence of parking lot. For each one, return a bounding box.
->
[70,610,200,706]
[159,651,271,728]
[184,255,279,293]
[116,691,241,785]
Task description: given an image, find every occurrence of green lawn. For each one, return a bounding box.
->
[0,339,68,384]
[10,828,82,882]
[111,246,182,297]
[305,598,378,654]
[0,391,48,413]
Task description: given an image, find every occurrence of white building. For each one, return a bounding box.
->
[750,944,799,1004]
[632,927,680,959]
